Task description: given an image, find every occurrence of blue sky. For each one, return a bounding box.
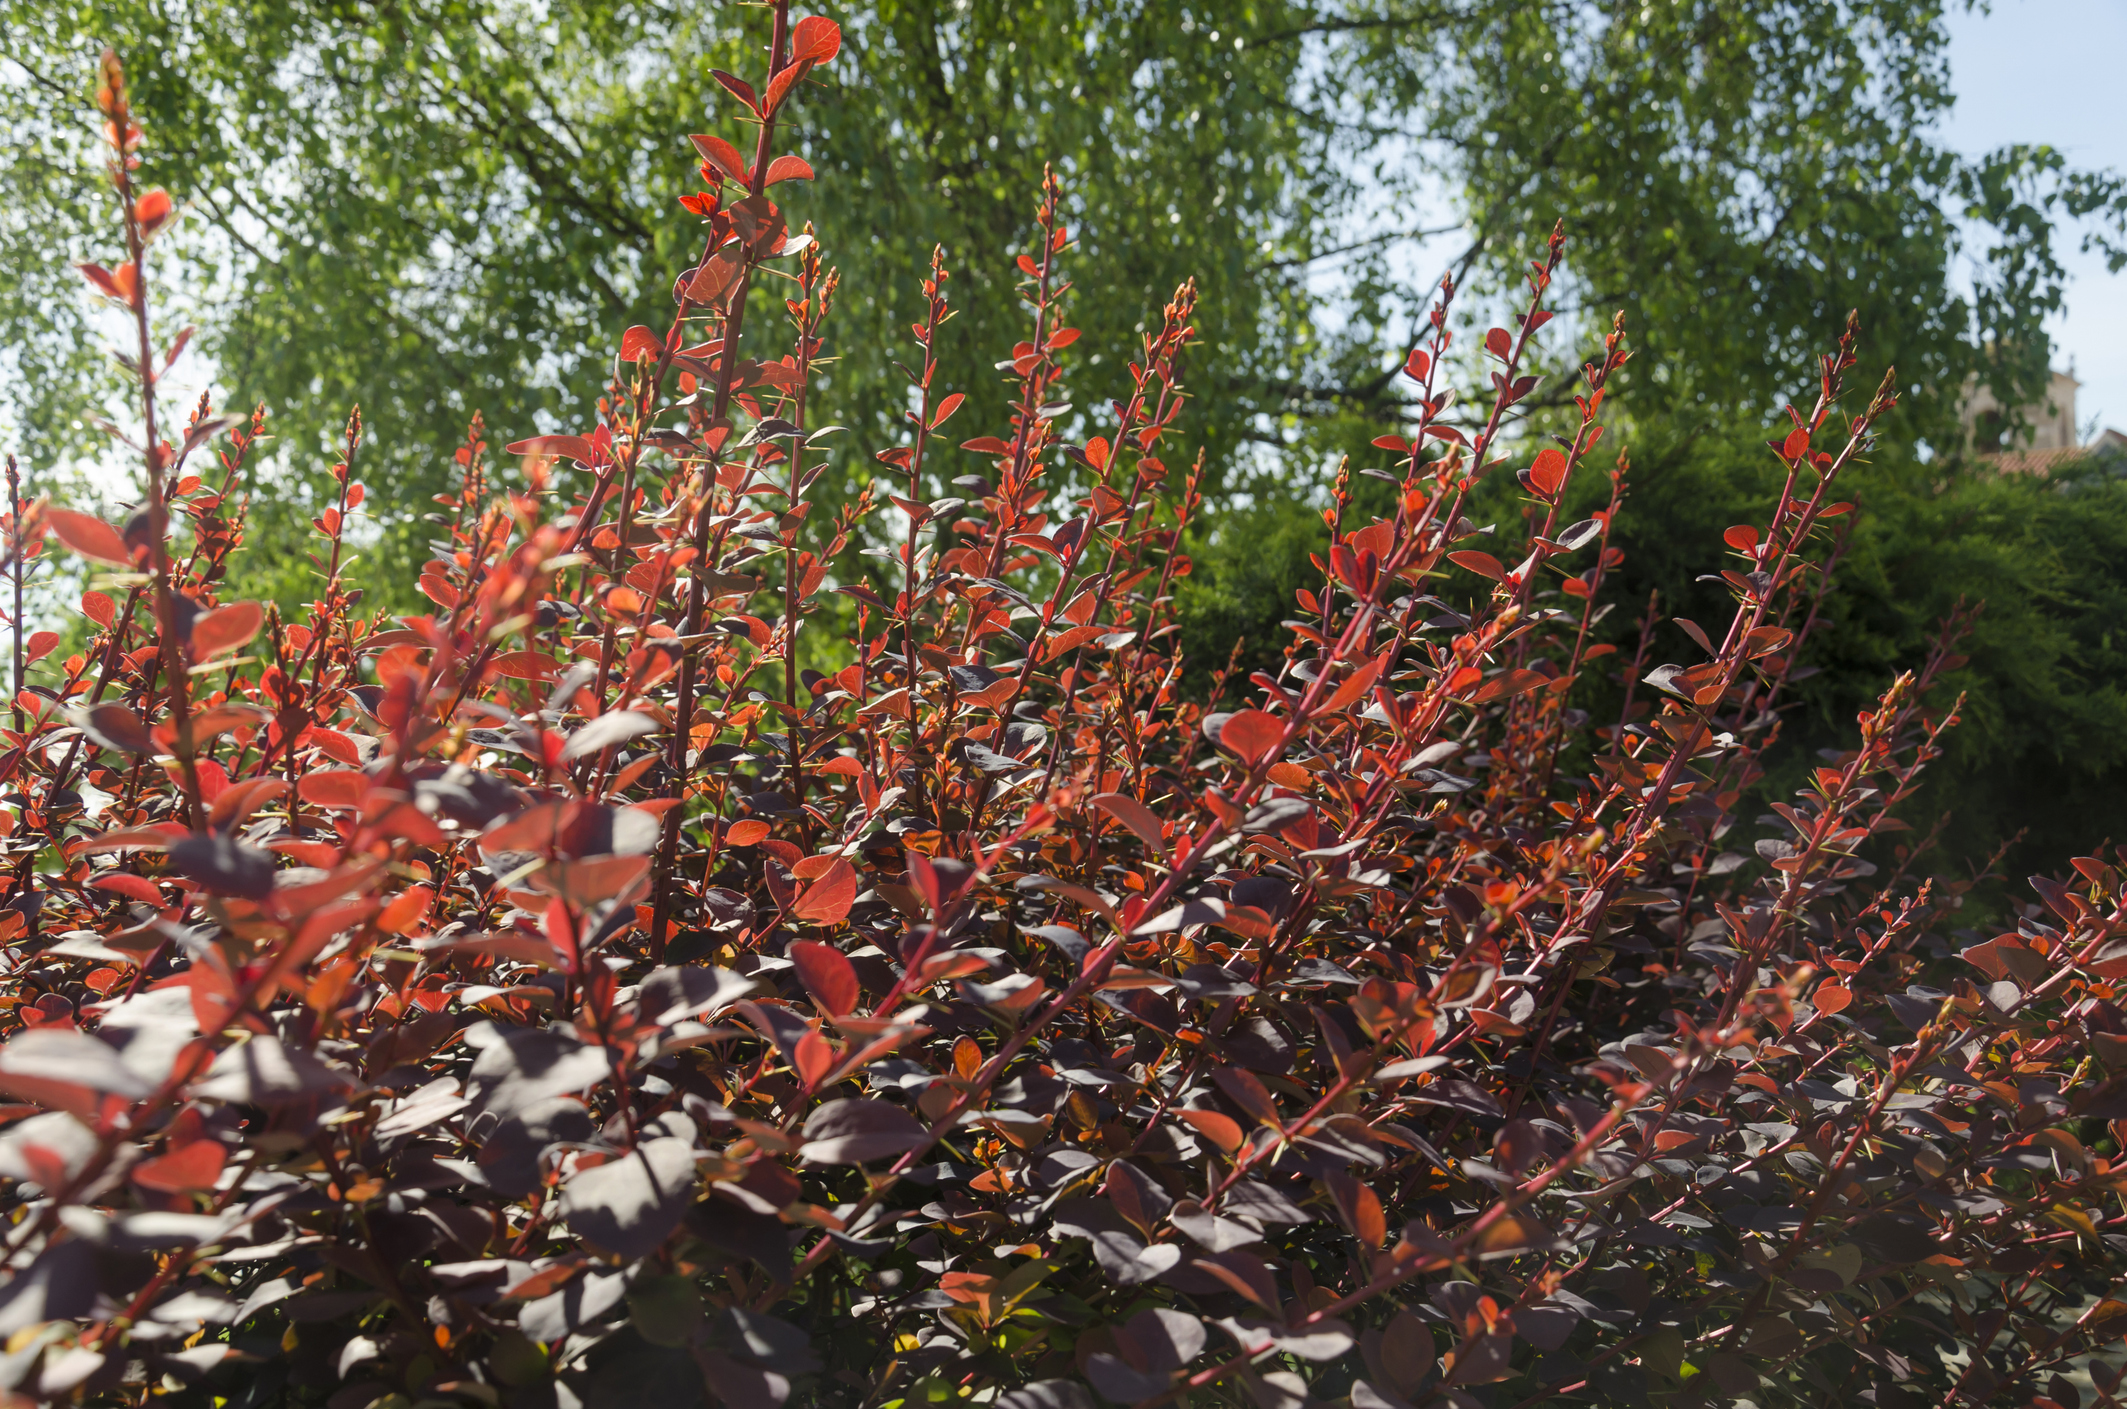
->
[1942,0,2127,434]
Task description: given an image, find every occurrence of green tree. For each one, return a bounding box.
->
[0,0,1338,602]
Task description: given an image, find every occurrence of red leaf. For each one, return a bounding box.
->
[1404,348,1431,381]
[1322,653,1389,713]
[960,437,1011,455]
[1218,709,1284,766]
[763,58,812,117]
[46,508,132,567]
[1046,327,1082,350]
[1093,793,1166,852]
[1330,1173,1387,1247]
[620,325,660,361]
[76,262,123,300]
[1372,434,1410,453]
[930,392,965,430]
[1174,1107,1243,1153]
[686,251,744,305]
[688,133,751,184]
[727,820,770,846]
[80,591,115,628]
[790,940,860,1016]
[1527,447,1568,497]
[23,632,57,666]
[763,154,815,184]
[1469,668,1548,704]
[296,771,369,809]
[133,188,173,230]
[1780,425,1811,462]
[90,873,162,905]
[190,601,261,658]
[1447,550,1505,582]
[1744,625,1792,658]
[710,70,760,111]
[1213,1067,1282,1126]
[792,857,857,925]
[793,1030,837,1085]
[504,435,598,463]
[791,15,843,63]
[132,1139,225,1194]
[1484,327,1512,360]
[78,703,152,754]
[1723,524,1759,553]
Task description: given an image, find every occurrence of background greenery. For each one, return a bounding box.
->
[4,0,2126,880]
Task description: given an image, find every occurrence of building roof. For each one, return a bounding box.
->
[1987,444,2100,475]
[1984,429,2127,476]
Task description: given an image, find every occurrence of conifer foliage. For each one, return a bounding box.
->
[1,9,2125,1408]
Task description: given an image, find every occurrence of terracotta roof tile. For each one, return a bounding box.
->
[1983,445,2097,476]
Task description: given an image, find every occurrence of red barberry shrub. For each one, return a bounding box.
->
[1,10,2124,1409]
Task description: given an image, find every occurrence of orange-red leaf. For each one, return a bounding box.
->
[792,857,857,925]
[791,15,842,62]
[76,262,125,301]
[1528,447,1568,497]
[46,508,132,567]
[686,252,743,305]
[1322,654,1388,714]
[790,939,860,1015]
[1175,1107,1244,1153]
[688,133,750,184]
[190,601,261,658]
[763,58,812,116]
[1093,793,1166,852]
[296,770,368,809]
[132,1139,224,1194]
[1469,668,1548,704]
[133,188,173,230]
[709,69,760,112]
[1218,709,1284,766]
[1447,550,1505,582]
[503,435,597,463]
[489,650,560,681]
